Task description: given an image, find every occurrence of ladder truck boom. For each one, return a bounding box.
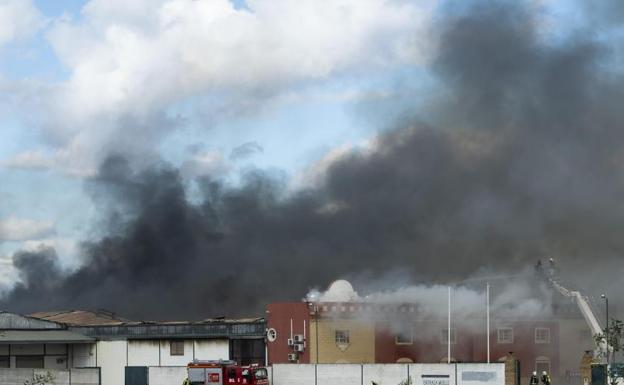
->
[542,259,609,359]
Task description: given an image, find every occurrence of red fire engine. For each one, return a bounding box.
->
[187,360,269,385]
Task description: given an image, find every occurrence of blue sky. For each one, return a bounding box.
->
[0,0,597,287]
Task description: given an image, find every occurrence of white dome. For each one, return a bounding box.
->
[322,279,359,302]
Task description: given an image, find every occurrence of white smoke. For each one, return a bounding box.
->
[305,273,555,333]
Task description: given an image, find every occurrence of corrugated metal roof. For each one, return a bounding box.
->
[69,318,266,339]
[29,310,131,326]
[27,310,266,339]
[0,312,63,329]
[0,330,95,344]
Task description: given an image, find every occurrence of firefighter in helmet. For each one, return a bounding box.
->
[541,371,551,385]
[530,371,539,385]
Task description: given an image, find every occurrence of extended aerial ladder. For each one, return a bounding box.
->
[539,258,610,360]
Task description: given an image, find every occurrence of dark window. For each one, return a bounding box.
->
[16,356,44,368]
[0,356,9,368]
[170,341,185,356]
[396,329,413,345]
[229,339,265,366]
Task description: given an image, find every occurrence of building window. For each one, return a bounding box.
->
[396,329,413,345]
[535,328,551,344]
[441,328,456,344]
[335,330,350,344]
[497,327,514,344]
[170,341,185,356]
[230,339,266,366]
[16,356,44,368]
[535,356,550,374]
[0,356,8,368]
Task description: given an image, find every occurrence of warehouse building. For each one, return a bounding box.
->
[0,310,266,385]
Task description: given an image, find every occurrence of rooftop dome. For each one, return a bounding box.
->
[321,279,359,302]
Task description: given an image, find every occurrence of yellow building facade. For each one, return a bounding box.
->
[308,317,376,364]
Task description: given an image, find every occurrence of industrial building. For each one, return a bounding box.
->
[265,281,595,385]
[0,310,266,385]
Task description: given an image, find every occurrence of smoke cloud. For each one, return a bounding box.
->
[3,0,624,320]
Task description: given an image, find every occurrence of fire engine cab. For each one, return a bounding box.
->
[187,360,269,385]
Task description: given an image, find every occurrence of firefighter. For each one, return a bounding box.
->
[541,371,551,385]
[530,371,539,385]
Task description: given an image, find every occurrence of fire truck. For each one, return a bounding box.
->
[186,360,269,385]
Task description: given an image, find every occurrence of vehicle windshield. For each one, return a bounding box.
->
[254,368,268,379]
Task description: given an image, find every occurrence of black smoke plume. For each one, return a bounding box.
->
[3,0,624,319]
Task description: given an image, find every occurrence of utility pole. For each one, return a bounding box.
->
[487,283,490,364]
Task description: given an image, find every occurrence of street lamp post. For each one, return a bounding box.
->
[601,294,609,366]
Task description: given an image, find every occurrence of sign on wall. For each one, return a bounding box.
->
[422,374,451,385]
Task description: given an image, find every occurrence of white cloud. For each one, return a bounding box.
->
[2,150,52,170]
[26,0,436,175]
[0,0,45,47]
[0,216,55,241]
[180,150,231,179]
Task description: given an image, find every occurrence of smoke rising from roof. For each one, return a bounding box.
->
[305,275,555,334]
[3,0,624,319]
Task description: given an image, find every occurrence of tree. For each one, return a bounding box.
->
[594,318,623,385]
[595,318,623,363]
[23,371,55,385]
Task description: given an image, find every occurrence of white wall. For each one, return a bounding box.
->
[363,363,408,385]
[72,368,101,385]
[126,339,228,366]
[0,368,32,385]
[97,340,127,385]
[72,344,97,368]
[271,363,506,385]
[149,366,188,385]
[94,339,228,385]
[0,368,99,385]
[271,364,316,385]
[128,340,160,366]
[194,340,229,361]
[317,364,361,385]
[160,340,194,366]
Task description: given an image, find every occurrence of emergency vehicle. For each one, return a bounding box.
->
[187,359,269,385]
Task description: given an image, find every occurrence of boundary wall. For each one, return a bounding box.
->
[146,363,505,385]
[0,368,100,385]
[270,363,505,385]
